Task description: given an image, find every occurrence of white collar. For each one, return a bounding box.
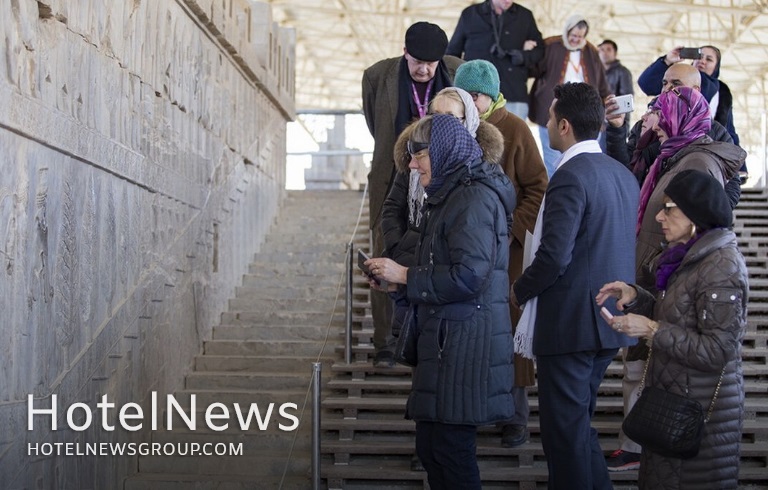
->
[555,139,602,172]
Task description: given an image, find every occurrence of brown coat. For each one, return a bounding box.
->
[362,55,464,227]
[528,37,609,127]
[486,107,548,386]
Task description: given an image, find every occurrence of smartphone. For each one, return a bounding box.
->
[679,47,702,60]
[357,249,380,285]
[600,306,614,323]
[607,94,634,115]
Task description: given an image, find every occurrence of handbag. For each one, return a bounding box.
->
[394,305,418,367]
[622,342,725,459]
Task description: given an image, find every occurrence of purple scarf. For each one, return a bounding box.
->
[655,232,705,291]
[636,87,712,235]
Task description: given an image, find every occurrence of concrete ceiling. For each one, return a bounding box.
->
[266,0,768,162]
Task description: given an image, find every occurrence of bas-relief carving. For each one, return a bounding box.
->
[1,1,291,487]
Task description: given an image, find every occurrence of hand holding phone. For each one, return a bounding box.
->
[679,47,702,60]
[600,306,614,323]
[606,94,634,115]
[357,249,380,285]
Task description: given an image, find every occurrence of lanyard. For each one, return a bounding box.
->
[411,78,435,118]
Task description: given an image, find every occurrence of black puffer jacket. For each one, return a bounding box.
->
[404,157,516,425]
[628,229,748,489]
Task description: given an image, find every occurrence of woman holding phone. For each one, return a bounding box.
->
[597,170,748,488]
[366,114,515,489]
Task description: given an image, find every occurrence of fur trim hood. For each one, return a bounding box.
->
[394,120,504,173]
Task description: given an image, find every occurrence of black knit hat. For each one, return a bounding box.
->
[664,169,732,230]
[405,22,448,62]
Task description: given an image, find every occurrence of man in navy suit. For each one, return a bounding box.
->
[511,82,639,489]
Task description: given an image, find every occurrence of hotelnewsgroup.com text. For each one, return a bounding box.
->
[26,392,300,457]
[28,441,243,457]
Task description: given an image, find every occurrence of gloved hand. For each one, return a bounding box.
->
[508,49,524,66]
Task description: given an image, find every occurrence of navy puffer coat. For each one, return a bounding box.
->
[405,157,516,425]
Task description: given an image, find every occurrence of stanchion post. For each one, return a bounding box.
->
[345,242,353,364]
[311,362,322,490]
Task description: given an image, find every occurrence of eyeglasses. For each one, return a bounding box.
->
[407,140,429,158]
[670,87,693,112]
[663,202,678,214]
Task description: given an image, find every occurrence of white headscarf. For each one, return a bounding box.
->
[408,87,482,226]
[561,14,588,51]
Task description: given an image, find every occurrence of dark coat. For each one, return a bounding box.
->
[362,55,464,227]
[446,1,544,103]
[514,151,639,355]
[628,229,748,489]
[604,60,634,97]
[404,158,516,425]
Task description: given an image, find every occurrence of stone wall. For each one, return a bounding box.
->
[0,0,294,487]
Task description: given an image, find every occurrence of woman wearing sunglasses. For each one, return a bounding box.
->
[597,170,748,488]
[366,114,516,489]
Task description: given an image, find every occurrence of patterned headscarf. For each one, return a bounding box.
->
[636,87,712,234]
[424,114,483,195]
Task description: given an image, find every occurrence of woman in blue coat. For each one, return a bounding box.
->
[366,114,516,489]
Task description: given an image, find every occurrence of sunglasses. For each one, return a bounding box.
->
[407,140,429,157]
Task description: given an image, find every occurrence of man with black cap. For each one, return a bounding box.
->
[362,21,463,368]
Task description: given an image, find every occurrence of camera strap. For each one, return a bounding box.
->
[489,10,505,54]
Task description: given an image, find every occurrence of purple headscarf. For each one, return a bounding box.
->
[636,87,712,235]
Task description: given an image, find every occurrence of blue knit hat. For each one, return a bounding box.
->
[454,60,500,101]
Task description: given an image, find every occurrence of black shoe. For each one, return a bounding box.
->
[410,454,424,471]
[501,424,527,448]
[605,449,640,471]
[374,350,395,368]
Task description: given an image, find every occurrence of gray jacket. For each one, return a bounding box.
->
[629,229,748,489]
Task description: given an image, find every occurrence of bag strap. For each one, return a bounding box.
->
[639,341,727,423]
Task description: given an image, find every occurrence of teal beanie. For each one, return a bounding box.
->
[453,60,500,101]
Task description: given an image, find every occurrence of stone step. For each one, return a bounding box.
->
[138,451,310,477]
[242,273,355,288]
[195,355,336,373]
[262,232,359,244]
[233,285,340,300]
[185,371,314,391]
[260,242,354,254]
[248,262,346,275]
[227,297,336,311]
[213,324,342,342]
[169,389,308,409]
[220,310,343,325]
[252,251,346,263]
[204,339,333,357]
[124,474,311,490]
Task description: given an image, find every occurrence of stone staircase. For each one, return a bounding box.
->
[321,187,768,489]
[121,187,768,489]
[124,190,368,489]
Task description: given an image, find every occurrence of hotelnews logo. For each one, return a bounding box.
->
[26,392,299,457]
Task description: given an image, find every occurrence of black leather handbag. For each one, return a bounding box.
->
[622,344,725,459]
[394,306,418,367]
